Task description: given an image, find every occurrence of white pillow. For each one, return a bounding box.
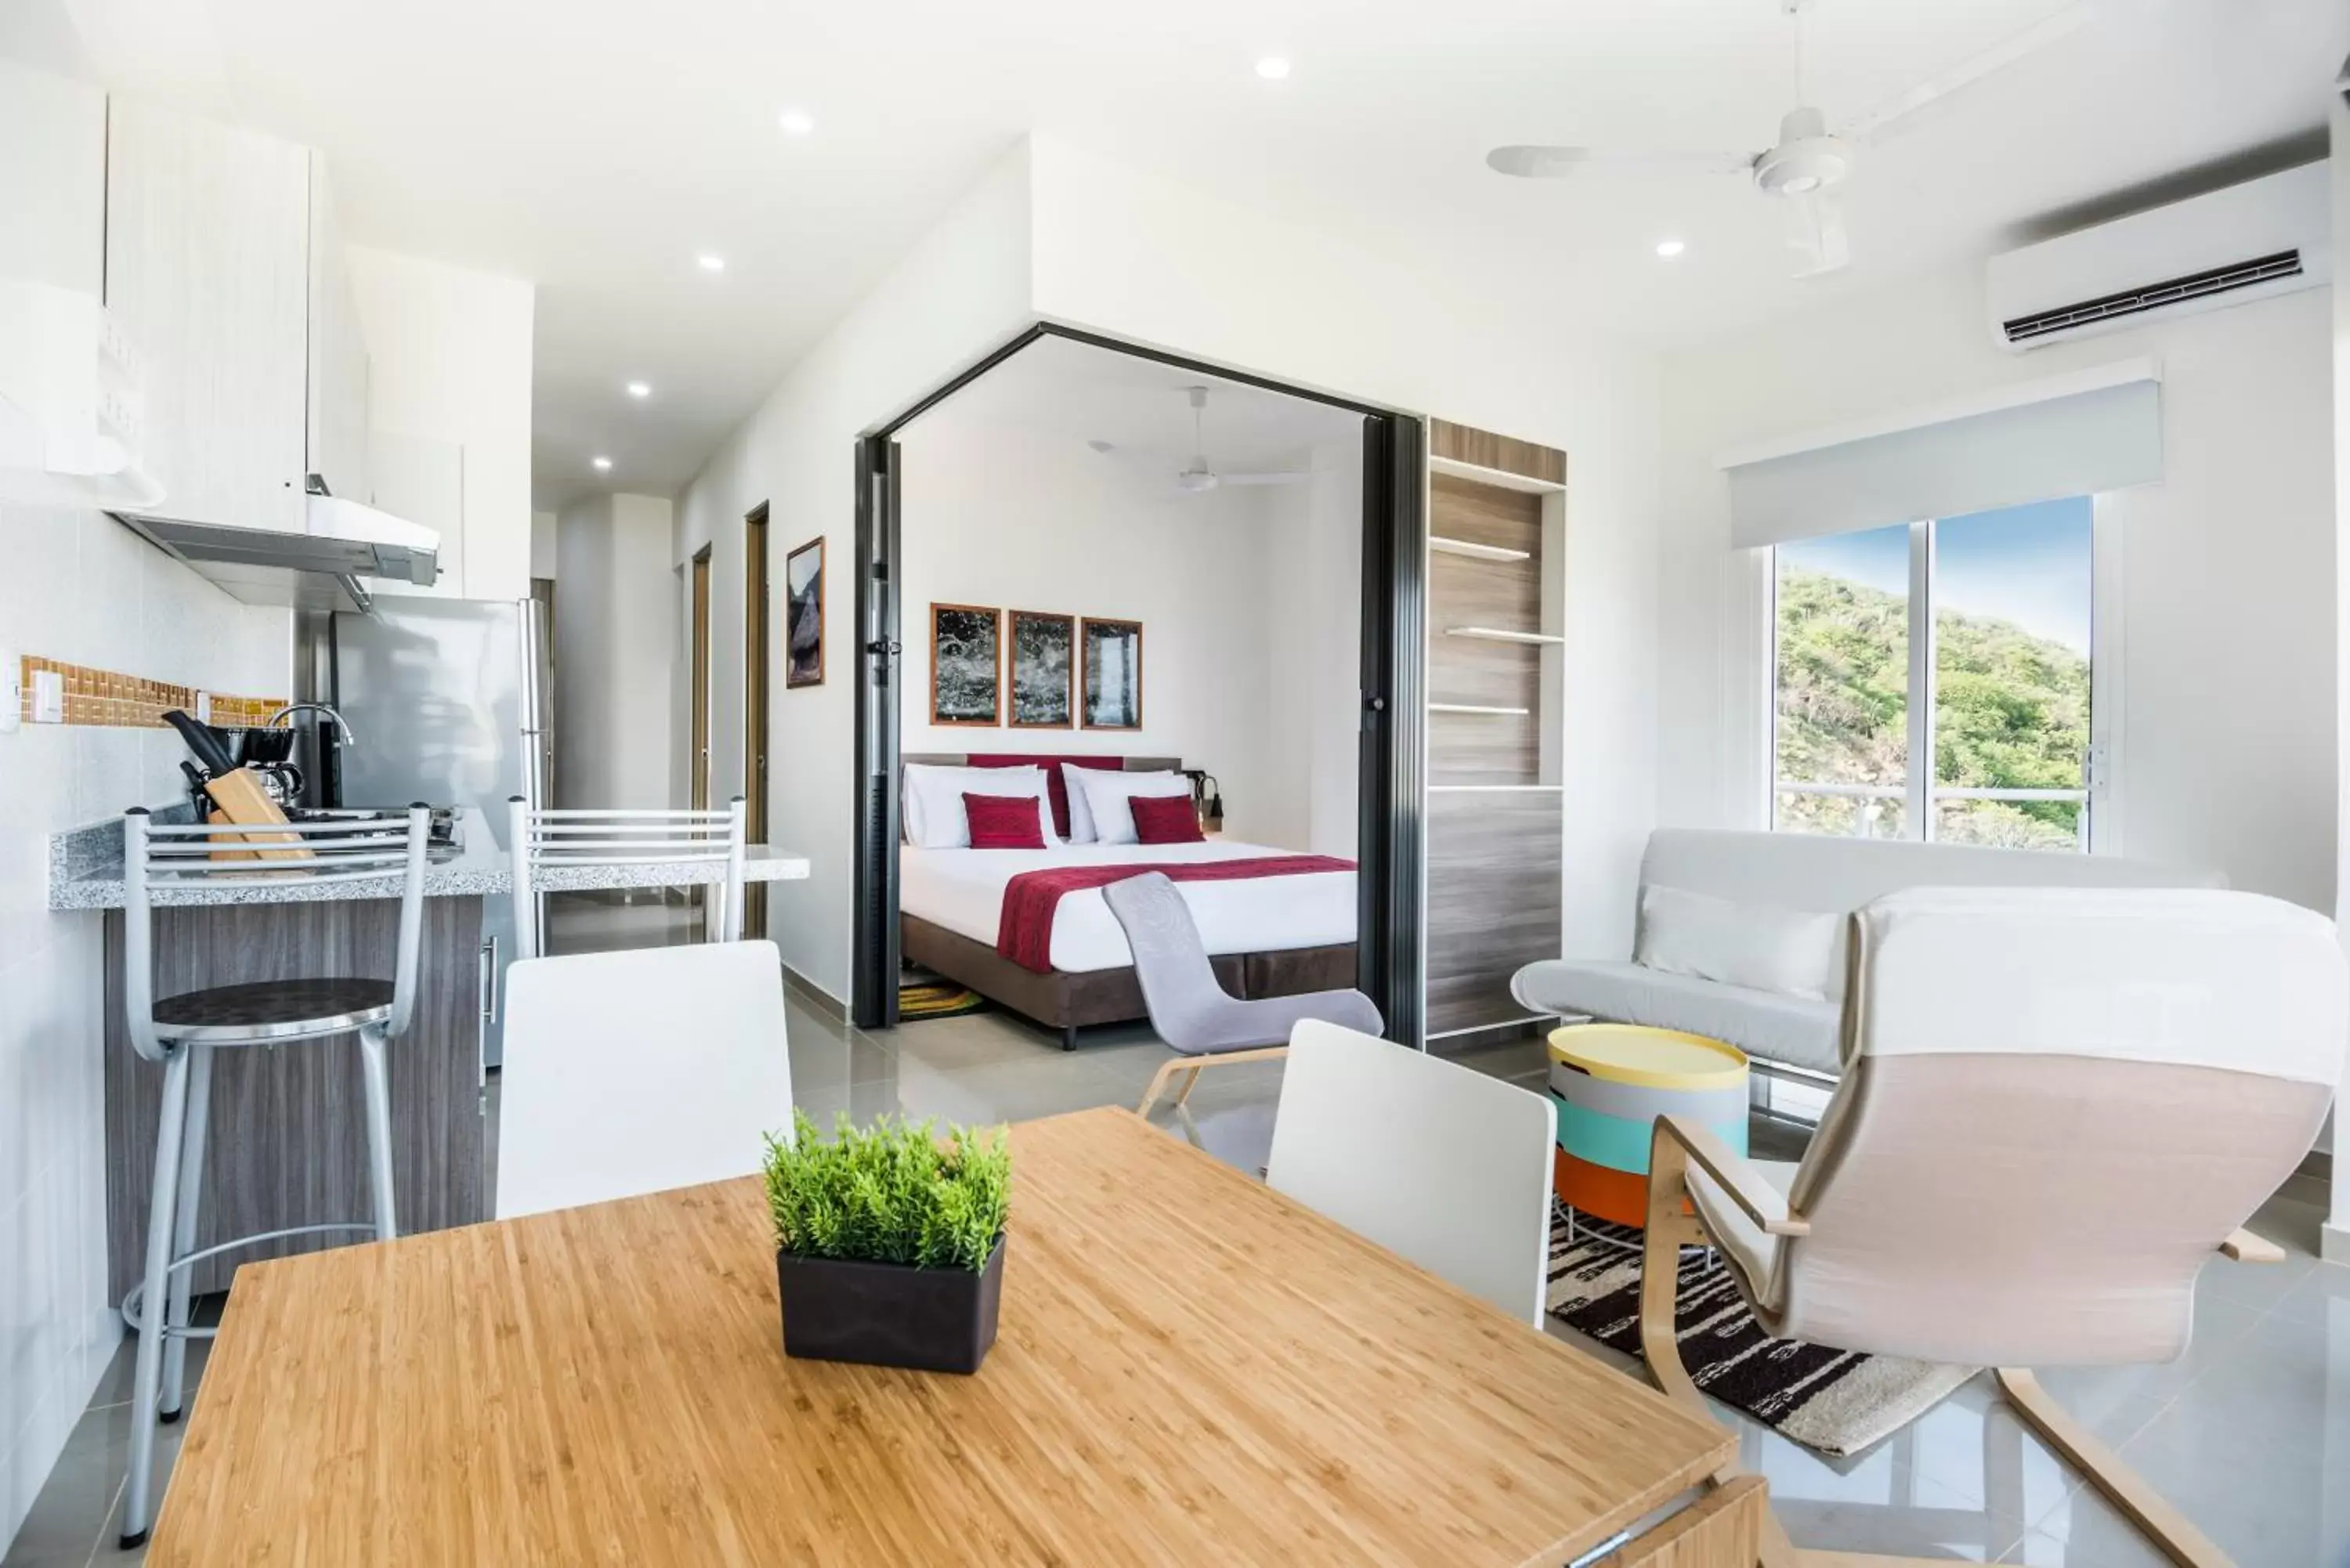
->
[1633,885,1838,1001]
[1061,763,1122,844]
[902,764,1056,851]
[1071,768,1194,847]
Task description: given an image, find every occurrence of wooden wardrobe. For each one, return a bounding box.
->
[1423,419,1566,1042]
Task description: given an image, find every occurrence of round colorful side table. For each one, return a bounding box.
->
[1546,1024,1749,1230]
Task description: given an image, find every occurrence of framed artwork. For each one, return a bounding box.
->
[1007,610,1075,728]
[784,536,825,688]
[1081,617,1144,730]
[930,603,1001,726]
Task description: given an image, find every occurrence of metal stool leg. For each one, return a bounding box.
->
[121,1046,192,1549]
[158,1043,213,1423]
[358,1024,398,1241]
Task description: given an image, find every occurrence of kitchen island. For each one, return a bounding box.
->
[49,806,811,1300]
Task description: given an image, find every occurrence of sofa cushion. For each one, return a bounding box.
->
[1511,959,1843,1075]
[1638,829,2225,1002]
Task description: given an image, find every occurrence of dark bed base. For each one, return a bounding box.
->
[899,915,1358,1050]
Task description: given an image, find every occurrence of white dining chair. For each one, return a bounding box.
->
[508,795,747,959]
[1265,1019,1557,1326]
[494,941,796,1219]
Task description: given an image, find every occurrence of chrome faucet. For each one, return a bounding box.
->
[266,703,357,750]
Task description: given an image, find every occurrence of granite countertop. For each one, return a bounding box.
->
[49,806,812,911]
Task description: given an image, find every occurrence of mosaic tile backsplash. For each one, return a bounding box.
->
[17,655,284,730]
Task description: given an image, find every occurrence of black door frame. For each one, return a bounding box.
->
[851,323,1426,1043]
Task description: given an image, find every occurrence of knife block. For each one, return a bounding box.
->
[204,768,312,862]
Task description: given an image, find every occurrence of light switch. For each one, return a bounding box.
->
[31,668,63,724]
[194,690,212,724]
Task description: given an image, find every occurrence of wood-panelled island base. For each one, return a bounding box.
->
[150,1108,1737,1566]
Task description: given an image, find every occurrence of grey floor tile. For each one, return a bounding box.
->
[1998,1514,2175,1568]
[2104,1308,2350,1568]
[0,1410,121,1567]
[880,1011,1076,1073]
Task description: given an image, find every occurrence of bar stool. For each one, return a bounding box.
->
[116,804,432,1548]
[506,794,747,959]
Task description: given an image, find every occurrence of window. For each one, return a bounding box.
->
[1772,497,2095,850]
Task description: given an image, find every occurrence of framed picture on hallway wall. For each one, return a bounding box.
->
[785,536,824,688]
[1081,617,1143,730]
[1008,610,1075,728]
[931,603,1001,726]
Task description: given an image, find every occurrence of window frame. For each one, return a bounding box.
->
[1766,505,2113,852]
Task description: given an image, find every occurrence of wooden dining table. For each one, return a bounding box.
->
[150,1105,1738,1566]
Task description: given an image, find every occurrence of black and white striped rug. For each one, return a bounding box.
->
[1545,1207,1975,1458]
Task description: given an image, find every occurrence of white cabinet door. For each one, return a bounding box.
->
[306,154,371,504]
[103,97,309,529]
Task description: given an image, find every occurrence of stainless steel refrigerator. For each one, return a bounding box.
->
[327,594,551,1070]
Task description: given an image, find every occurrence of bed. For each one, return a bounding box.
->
[898,753,1359,1047]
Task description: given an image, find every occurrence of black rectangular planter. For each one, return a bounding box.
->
[776,1235,1006,1375]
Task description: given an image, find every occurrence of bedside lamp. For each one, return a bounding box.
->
[1184,770,1224,835]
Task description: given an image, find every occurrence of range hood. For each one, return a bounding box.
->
[115,491,440,613]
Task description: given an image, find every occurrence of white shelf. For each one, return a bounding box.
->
[1428,702,1531,717]
[1445,626,1564,646]
[1429,535,1532,564]
[1429,453,1567,495]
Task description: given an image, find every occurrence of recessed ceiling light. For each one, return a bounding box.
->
[1654,238,1687,258]
[626,381,651,399]
[778,108,815,136]
[696,254,725,273]
[591,455,613,471]
[1255,56,1291,80]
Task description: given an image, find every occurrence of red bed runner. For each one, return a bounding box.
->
[995,856,1357,973]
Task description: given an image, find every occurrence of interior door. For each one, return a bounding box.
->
[743,506,772,940]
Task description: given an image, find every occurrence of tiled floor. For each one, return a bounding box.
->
[10,901,2348,1565]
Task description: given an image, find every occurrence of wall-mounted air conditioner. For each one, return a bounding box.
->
[1986,161,2330,350]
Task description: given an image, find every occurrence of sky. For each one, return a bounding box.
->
[1778,496,2093,652]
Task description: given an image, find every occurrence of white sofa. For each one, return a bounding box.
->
[1510,829,2224,1077]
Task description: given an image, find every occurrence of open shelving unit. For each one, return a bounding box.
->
[1423,418,1567,1042]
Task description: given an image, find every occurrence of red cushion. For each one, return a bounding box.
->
[1130,794,1205,844]
[962,793,1047,850]
[967,753,1110,839]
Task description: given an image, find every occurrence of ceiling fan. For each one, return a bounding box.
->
[1087,387,1311,494]
[1487,0,2089,277]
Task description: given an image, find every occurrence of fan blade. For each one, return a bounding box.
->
[1219,471,1311,487]
[1784,188,1851,278]
[1837,3,2089,145]
[1487,144,1754,179]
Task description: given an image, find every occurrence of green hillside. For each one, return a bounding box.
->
[1776,569,2088,850]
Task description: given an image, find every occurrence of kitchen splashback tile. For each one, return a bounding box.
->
[16,655,280,732]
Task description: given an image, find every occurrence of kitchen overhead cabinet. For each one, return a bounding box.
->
[103,97,371,529]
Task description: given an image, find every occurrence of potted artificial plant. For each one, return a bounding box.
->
[764,1110,1012,1375]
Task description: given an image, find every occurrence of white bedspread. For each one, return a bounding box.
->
[899,840,1358,974]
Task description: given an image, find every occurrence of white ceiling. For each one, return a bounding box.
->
[21,0,2345,511]
[900,335,1366,478]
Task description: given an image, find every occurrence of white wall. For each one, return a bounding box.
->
[1656,259,2337,918]
[345,246,535,600]
[0,60,287,1555]
[530,508,557,579]
[671,143,1036,997]
[554,492,675,809]
[1025,136,1664,959]
[898,414,1353,848]
[1260,439,1363,858]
